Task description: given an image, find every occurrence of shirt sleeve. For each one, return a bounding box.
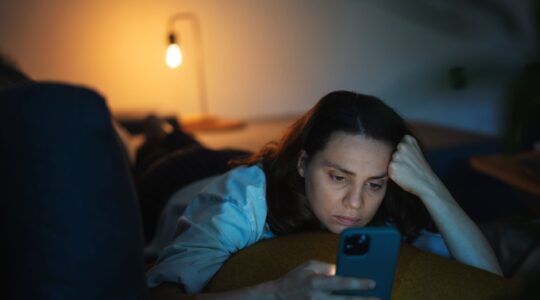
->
[411,230,451,258]
[146,165,268,293]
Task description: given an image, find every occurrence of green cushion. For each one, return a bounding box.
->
[205,231,518,299]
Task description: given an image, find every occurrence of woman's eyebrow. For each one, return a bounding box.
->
[323,160,356,176]
[323,160,388,179]
[369,173,388,180]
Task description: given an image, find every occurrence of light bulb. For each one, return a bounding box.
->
[166,44,182,68]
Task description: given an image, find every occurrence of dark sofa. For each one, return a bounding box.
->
[0,83,149,299]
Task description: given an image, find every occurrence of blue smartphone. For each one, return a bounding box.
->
[335,227,401,300]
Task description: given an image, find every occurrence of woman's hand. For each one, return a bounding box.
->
[388,135,441,198]
[272,260,378,300]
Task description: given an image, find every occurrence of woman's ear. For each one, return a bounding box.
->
[297,150,308,178]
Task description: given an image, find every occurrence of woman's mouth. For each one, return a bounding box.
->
[334,216,361,226]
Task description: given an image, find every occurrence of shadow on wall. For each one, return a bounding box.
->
[374,0,539,138]
[373,0,526,40]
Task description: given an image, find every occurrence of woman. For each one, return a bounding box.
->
[147,91,502,299]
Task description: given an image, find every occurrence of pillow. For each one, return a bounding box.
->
[205,231,518,299]
[136,147,251,243]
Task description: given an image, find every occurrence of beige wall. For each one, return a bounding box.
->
[0,0,535,134]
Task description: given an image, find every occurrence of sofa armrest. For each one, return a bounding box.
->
[0,83,148,299]
[205,231,518,299]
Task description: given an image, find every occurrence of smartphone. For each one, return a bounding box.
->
[335,227,401,300]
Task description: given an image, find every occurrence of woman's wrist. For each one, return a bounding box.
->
[416,175,454,208]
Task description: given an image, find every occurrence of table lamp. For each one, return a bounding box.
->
[166,12,244,131]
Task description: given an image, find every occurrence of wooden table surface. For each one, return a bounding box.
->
[469,151,540,197]
[194,117,495,153]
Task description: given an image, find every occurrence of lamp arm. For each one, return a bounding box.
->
[168,13,209,116]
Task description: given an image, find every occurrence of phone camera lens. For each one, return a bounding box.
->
[344,234,370,256]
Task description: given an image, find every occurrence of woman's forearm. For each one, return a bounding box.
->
[387,135,502,276]
[419,179,503,276]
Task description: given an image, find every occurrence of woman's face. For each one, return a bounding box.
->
[298,132,393,234]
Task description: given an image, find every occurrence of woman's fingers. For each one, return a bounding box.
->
[276,260,377,299]
[389,134,441,197]
[299,261,376,292]
[390,135,422,190]
[393,135,419,160]
[309,274,376,292]
[301,260,336,276]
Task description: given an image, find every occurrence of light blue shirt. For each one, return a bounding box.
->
[146,164,449,293]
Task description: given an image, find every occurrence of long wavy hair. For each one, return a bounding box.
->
[235,91,435,241]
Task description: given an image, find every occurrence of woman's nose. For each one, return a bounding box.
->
[343,187,363,209]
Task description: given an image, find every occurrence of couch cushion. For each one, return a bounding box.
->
[0,83,148,299]
[205,231,518,299]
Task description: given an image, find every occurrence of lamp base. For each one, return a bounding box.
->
[181,114,246,132]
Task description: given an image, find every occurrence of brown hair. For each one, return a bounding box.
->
[235,91,435,241]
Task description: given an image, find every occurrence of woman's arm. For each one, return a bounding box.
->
[146,166,269,292]
[150,261,377,300]
[388,135,503,276]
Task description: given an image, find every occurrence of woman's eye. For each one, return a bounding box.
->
[330,174,346,183]
[368,182,383,190]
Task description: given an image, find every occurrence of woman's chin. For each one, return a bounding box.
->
[327,223,365,234]
[327,224,350,234]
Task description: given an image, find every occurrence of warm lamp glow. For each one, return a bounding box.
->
[166,43,182,68]
[164,12,245,131]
